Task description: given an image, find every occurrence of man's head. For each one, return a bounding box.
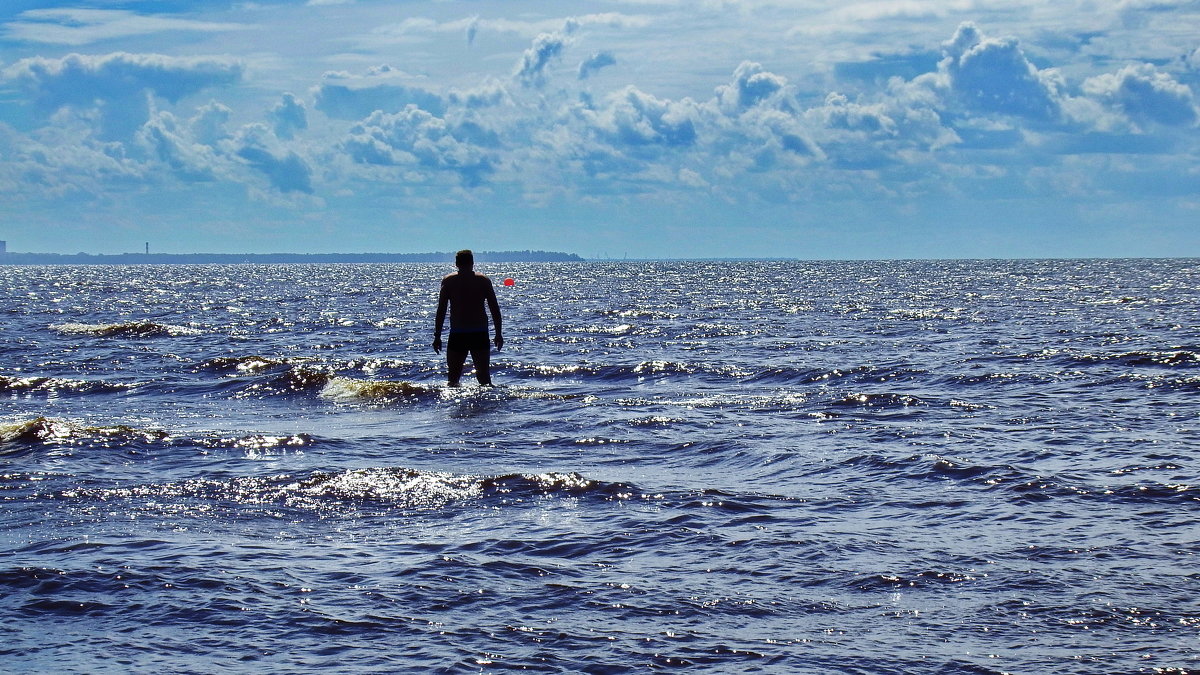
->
[455,249,474,270]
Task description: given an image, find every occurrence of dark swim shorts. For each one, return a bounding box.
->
[447,331,490,352]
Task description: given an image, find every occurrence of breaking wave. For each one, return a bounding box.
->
[50,322,201,338]
[53,468,633,514]
[0,375,132,396]
[0,416,314,458]
[319,377,440,401]
[0,417,169,455]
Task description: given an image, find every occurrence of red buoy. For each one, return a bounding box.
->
[503,278,515,286]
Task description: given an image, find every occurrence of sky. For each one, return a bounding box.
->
[0,0,1198,259]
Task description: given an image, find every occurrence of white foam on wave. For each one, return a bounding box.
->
[0,416,170,450]
[287,468,484,508]
[319,376,435,401]
[0,374,133,393]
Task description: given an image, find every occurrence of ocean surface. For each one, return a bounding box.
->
[1,259,1197,674]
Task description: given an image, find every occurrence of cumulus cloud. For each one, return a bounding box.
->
[137,110,220,181]
[270,93,308,140]
[1188,47,1200,72]
[3,52,243,139]
[940,22,1064,121]
[5,10,1197,220]
[1083,64,1198,127]
[513,15,644,87]
[581,86,701,148]
[807,92,898,137]
[448,79,511,109]
[233,123,314,194]
[0,124,143,199]
[579,51,617,80]
[715,61,791,113]
[4,52,243,107]
[342,106,496,186]
[799,90,961,170]
[313,66,445,119]
[190,101,232,146]
[516,31,569,87]
[721,106,823,172]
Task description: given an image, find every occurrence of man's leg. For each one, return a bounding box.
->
[446,349,468,386]
[469,344,492,385]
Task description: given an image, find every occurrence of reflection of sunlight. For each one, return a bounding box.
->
[530,496,582,528]
[445,389,507,419]
[286,468,483,508]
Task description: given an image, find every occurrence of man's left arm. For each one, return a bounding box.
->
[486,280,503,350]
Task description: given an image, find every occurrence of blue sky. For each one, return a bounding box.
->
[1,0,1197,259]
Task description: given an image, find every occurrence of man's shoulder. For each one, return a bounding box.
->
[442,271,492,286]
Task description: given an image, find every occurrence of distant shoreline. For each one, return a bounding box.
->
[1,252,1190,265]
[0,250,585,265]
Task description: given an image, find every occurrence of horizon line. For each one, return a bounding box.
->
[1,250,1196,264]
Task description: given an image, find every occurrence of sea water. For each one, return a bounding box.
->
[0,260,1197,674]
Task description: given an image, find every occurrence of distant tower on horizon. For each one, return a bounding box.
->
[0,241,6,255]
[145,242,149,255]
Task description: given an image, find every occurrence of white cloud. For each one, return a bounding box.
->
[678,167,709,188]
[3,52,243,139]
[4,52,244,107]
[940,22,1065,120]
[825,0,951,23]
[191,101,233,147]
[448,79,512,109]
[369,17,440,40]
[1083,63,1198,127]
[342,106,497,186]
[475,13,653,38]
[0,120,144,199]
[1,2,1198,256]
[715,61,791,114]
[808,92,898,136]
[270,93,308,140]
[233,123,314,194]
[367,12,653,46]
[313,66,445,119]
[3,8,248,46]
[465,16,480,46]
[580,85,702,148]
[516,31,570,87]
[137,110,221,182]
[579,51,617,80]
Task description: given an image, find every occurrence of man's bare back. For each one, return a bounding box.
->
[439,272,498,333]
[432,250,503,385]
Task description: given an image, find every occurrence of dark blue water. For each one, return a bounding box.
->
[1,260,1197,674]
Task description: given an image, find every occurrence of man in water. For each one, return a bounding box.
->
[433,249,504,386]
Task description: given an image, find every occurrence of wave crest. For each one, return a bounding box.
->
[198,355,294,373]
[319,377,438,401]
[55,468,636,513]
[0,417,169,454]
[51,322,201,338]
[0,375,131,395]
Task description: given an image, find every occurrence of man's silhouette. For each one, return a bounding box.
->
[433,249,504,386]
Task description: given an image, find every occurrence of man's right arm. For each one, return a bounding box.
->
[485,280,503,350]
